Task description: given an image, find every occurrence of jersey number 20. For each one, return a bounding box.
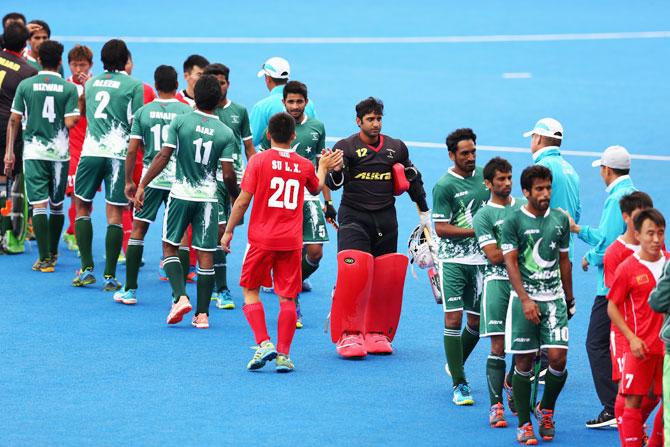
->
[268,177,299,210]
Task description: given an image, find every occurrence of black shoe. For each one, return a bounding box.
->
[585,408,617,428]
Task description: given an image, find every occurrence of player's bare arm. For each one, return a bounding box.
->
[311,150,342,195]
[124,138,143,200]
[481,242,504,265]
[607,300,648,359]
[435,222,476,239]
[504,249,540,324]
[559,251,576,315]
[64,114,80,129]
[243,138,256,161]
[134,145,174,210]
[221,160,239,202]
[221,190,252,252]
[3,113,23,177]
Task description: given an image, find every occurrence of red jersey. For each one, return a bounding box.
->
[143,83,156,104]
[175,89,195,107]
[604,238,638,289]
[241,148,319,251]
[609,252,669,355]
[66,75,88,160]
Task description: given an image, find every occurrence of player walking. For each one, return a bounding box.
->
[5,40,79,270]
[135,74,237,328]
[472,157,525,427]
[501,165,575,444]
[221,112,340,372]
[111,65,192,305]
[432,128,489,405]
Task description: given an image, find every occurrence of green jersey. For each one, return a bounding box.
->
[165,110,237,202]
[24,53,65,77]
[11,71,79,161]
[501,206,570,301]
[82,71,144,160]
[432,167,489,264]
[473,196,527,279]
[214,100,252,182]
[130,99,192,190]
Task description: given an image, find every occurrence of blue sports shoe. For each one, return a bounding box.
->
[247,340,277,370]
[72,268,96,287]
[113,288,137,305]
[215,289,235,310]
[452,383,474,406]
[102,275,122,292]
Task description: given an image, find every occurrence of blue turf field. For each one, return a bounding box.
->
[2,1,669,445]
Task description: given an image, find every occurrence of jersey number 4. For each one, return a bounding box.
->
[268,177,299,210]
[42,96,56,123]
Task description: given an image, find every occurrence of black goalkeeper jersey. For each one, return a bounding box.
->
[0,50,37,122]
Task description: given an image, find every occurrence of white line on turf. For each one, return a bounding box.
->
[502,72,532,79]
[324,137,670,161]
[52,31,670,45]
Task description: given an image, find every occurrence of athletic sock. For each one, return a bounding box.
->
[213,248,228,292]
[163,256,186,301]
[243,302,270,345]
[121,208,132,254]
[48,208,65,257]
[621,407,644,447]
[277,300,297,354]
[461,323,480,364]
[196,267,214,315]
[301,251,319,280]
[125,239,144,290]
[444,326,465,386]
[540,366,567,410]
[513,367,533,426]
[648,402,664,447]
[615,393,626,445]
[32,208,49,260]
[66,199,76,234]
[75,216,93,269]
[486,355,506,405]
[178,246,190,283]
[104,224,123,277]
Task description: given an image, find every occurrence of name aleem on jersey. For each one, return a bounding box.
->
[93,79,120,88]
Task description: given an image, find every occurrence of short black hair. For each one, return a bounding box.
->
[611,167,630,176]
[2,12,25,28]
[520,165,553,192]
[268,112,296,145]
[194,74,221,111]
[355,97,383,119]
[101,39,130,72]
[203,63,230,81]
[633,208,665,232]
[542,136,562,147]
[483,157,512,182]
[446,128,477,153]
[270,76,288,86]
[38,40,63,71]
[28,19,50,37]
[3,22,28,52]
[154,65,178,93]
[183,54,209,73]
[283,80,308,100]
[619,191,653,216]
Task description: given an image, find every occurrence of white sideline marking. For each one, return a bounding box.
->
[52,31,670,45]
[502,72,532,79]
[324,137,670,161]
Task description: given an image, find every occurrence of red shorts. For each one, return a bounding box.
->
[619,353,663,396]
[610,329,626,382]
[240,244,302,298]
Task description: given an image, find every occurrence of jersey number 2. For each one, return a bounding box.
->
[268,177,299,210]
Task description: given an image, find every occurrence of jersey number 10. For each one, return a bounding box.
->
[268,177,299,210]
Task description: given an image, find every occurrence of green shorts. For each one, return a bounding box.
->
[163,196,218,251]
[438,261,483,314]
[480,277,511,337]
[134,186,170,223]
[23,159,69,206]
[216,180,244,226]
[303,199,329,244]
[505,292,569,354]
[74,156,127,205]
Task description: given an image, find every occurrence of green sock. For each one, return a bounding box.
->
[48,210,65,257]
[513,369,533,426]
[540,368,568,411]
[444,327,465,386]
[462,324,480,364]
[214,248,227,292]
[301,251,319,280]
[75,217,94,269]
[486,355,506,405]
[32,210,49,260]
[164,256,186,301]
[104,224,123,277]
[178,247,190,284]
[196,267,215,315]
[125,239,144,290]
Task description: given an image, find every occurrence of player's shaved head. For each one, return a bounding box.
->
[101,39,130,72]
[3,22,28,52]
[38,40,64,71]
[154,65,178,93]
[268,112,296,145]
[203,63,230,81]
[194,74,221,111]
[183,54,209,73]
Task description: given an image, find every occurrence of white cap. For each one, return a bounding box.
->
[257,57,290,79]
[523,117,564,140]
[591,145,631,169]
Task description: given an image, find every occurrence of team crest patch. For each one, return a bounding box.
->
[311,131,319,141]
[636,274,650,285]
[344,257,355,264]
[231,115,240,124]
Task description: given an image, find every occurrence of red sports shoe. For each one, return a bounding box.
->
[191,313,209,329]
[364,332,393,354]
[336,332,367,358]
[167,297,192,325]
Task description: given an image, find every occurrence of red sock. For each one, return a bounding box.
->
[121,208,133,254]
[243,302,270,345]
[642,395,660,420]
[622,407,644,447]
[67,198,76,234]
[647,402,664,447]
[616,394,626,445]
[277,300,297,355]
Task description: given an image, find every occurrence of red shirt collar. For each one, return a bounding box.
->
[364,134,384,152]
[3,49,23,58]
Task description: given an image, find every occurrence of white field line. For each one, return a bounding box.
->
[52,31,670,45]
[324,137,670,161]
